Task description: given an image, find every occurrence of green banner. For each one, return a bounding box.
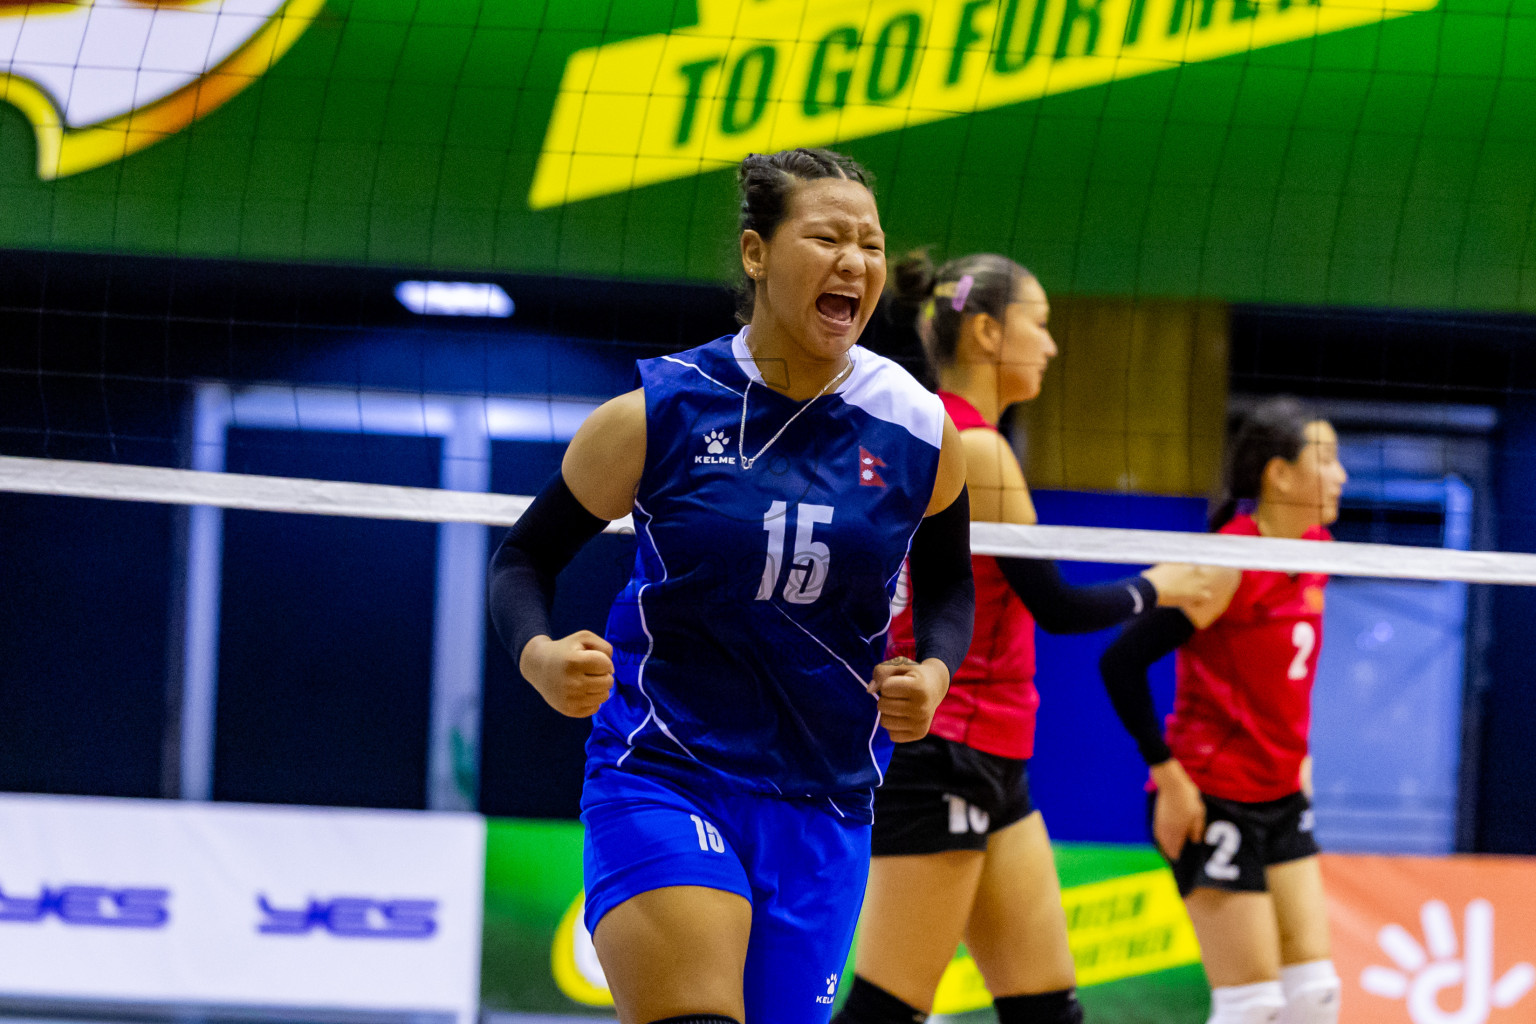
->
[2,0,1530,312]
[481,817,1209,1020]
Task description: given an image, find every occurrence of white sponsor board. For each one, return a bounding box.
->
[0,793,483,1023]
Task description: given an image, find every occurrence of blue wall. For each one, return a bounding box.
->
[0,493,172,797]
[213,429,440,808]
[1025,491,1208,844]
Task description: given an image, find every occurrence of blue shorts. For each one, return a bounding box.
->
[581,767,870,1024]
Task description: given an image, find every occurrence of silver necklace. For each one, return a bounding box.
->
[738,356,854,471]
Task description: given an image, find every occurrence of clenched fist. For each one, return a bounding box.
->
[520,630,615,718]
[1149,758,1206,861]
[868,656,950,743]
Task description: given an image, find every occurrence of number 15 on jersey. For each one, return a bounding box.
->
[757,501,835,605]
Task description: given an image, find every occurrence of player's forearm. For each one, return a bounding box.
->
[1097,608,1194,765]
[488,472,609,666]
[998,556,1156,634]
[908,486,975,679]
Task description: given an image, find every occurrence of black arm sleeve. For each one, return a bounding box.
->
[997,557,1158,634]
[487,472,610,665]
[1097,607,1196,766]
[908,486,976,679]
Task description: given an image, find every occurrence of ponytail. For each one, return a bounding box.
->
[885,249,1033,372]
[859,249,942,390]
[1207,495,1242,534]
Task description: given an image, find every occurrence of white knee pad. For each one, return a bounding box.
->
[1208,981,1285,1024]
[1279,960,1340,1024]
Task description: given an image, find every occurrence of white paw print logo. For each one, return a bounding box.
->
[826,973,838,995]
[703,430,730,454]
[1361,899,1535,1024]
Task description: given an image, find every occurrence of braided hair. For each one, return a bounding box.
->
[735,148,873,324]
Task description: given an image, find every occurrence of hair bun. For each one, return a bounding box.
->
[892,248,936,306]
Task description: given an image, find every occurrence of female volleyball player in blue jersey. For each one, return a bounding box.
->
[488,148,973,1024]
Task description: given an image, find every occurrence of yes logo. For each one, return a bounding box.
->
[0,882,169,928]
[257,894,438,939]
[0,0,323,179]
[1361,900,1535,1024]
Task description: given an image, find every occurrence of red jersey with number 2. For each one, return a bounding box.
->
[1169,513,1330,802]
[887,391,1039,759]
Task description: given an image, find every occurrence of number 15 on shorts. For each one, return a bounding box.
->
[690,814,725,853]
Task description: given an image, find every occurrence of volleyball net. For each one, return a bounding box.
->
[5,451,1536,586]
[2,370,1529,868]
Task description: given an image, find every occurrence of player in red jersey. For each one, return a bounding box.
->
[1099,397,1348,1024]
[833,252,1212,1024]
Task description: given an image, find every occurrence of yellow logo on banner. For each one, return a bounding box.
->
[552,892,613,1007]
[1,0,323,180]
[530,0,1438,209]
[933,868,1201,1014]
[551,867,1201,1009]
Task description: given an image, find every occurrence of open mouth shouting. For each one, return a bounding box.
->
[816,291,859,332]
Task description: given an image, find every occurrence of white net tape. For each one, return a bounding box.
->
[5,455,1536,586]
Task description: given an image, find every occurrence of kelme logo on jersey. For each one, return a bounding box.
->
[697,429,736,465]
[818,972,839,1005]
[528,0,1440,209]
[1,0,324,180]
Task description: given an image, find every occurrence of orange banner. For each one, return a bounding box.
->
[1322,853,1536,1024]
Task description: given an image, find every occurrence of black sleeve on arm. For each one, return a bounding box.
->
[997,557,1157,634]
[908,486,976,679]
[487,472,610,665]
[1097,607,1196,766]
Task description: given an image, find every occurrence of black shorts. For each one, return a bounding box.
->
[1151,789,1320,897]
[871,735,1034,855]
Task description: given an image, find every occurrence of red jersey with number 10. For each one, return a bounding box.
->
[887,391,1039,759]
[1169,513,1330,802]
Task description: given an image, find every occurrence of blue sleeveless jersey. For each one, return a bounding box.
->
[587,328,946,821]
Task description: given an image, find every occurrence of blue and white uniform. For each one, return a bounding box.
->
[581,327,945,1022]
